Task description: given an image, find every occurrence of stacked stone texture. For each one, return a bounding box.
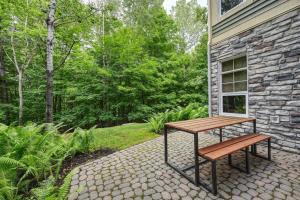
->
[210,9,300,153]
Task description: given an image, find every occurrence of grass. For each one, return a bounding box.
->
[92,123,159,150]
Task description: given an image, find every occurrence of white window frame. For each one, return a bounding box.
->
[219,0,245,17]
[219,56,248,118]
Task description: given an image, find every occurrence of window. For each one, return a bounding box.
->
[220,57,248,116]
[220,0,244,15]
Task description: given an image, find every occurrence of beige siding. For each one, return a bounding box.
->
[209,0,300,45]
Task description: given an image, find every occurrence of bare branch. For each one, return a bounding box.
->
[54,40,76,71]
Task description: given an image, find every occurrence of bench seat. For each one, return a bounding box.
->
[199,134,271,160]
[198,133,272,195]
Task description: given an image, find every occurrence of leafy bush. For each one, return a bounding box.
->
[147,104,208,133]
[0,123,95,200]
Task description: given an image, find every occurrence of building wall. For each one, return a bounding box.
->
[210,9,300,153]
[209,0,300,45]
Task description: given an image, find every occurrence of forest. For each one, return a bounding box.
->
[0,0,208,129]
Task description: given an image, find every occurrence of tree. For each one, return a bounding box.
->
[45,0,56,123]
[3,0,42,125]
[0,39,9,122]
[171,0,207,51]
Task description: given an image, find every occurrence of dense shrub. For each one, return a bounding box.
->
[147,104,208,133]
[0,123,95,200]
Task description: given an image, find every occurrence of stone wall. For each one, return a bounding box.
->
[210,8,300,153]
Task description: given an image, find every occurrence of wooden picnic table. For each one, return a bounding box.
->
[164,116,256,192]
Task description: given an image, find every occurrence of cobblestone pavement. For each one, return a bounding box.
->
[68,132,300,200]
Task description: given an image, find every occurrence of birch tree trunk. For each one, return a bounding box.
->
[46,0,56,123]
[18,69,23,125]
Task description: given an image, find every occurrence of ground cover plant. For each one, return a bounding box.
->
[0,123,96,200]
[148,104,208,133]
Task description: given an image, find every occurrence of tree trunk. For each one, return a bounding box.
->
[45,0,56,123]
[0,42,9,122]
[18,69,23,125]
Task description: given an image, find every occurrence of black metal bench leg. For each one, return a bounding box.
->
[268,138,271,161]
[164,126,168,163]
[219,128,222,142]
[194,133,200,186]
[211,161,217,195]
[228,154,232,166]
[245,147,250,174]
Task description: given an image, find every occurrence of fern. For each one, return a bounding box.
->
[148,104,208,133]
[0,157,25,170]
[57,168,77,200]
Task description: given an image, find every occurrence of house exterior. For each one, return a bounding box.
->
[207,0,300,153]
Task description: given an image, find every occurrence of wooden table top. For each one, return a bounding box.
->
[165,116,255,134]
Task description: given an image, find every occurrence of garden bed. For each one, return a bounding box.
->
[57,148,115,186]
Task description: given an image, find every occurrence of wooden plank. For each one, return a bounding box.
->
[167,117,255,133]
[203,134,271,160]
[199,134,259,155]
[166,116,252,127]
[165,116,224,126]
[186,118,255,132]
[168,117,242,128]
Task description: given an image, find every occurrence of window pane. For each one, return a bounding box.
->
[222,60,233,72]
[223,95,246,114]
[222,83,234,92]
[234,70,247,81]
[221,0,243,15]
[234,81,247,92]
[234,57,247,69]
[222,73,233,83]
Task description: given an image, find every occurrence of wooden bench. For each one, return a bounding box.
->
[198,134,271,195]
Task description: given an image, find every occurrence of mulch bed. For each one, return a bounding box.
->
[57,148,115,186]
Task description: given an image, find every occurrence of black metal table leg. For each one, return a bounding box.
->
[164,126,168,163]
[219,128,223,142]
[194,133,199,186]
[211,161,217,195]
[245,147,250,174]
[252,120,257,154]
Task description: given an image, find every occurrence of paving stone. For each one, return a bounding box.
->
[232,188,241,196]
[176,188,187,197]
[280,184,293,192]
[152,192,162,199]
[274,191,286,199]
[198,190,207,198]
[171,192,180,200]
[89,191,98,200]
[124,191,134,198]
[161,191,171,199]
[259,193,273,200]
[77,193,88,200]
[121,187,131,194]
[237,184,248,192]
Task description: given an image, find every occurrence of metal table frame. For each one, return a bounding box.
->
[164,117,258,194]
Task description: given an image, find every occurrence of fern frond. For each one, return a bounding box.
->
[0,157,25,170]
[57,168,77,200]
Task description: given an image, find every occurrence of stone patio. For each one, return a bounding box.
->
[68,132,300,200]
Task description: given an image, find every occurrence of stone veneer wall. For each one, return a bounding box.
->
[210,8,300,153]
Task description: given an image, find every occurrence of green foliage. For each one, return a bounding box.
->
[70,128,95,153]
[0,123,94,199]
[31,168,77,200]
[148,104,208,133]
